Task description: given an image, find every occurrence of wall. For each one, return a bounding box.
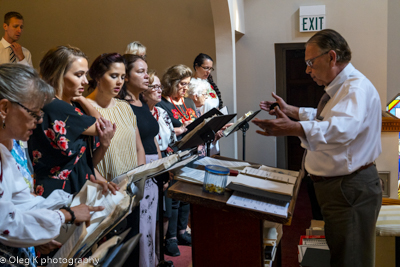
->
[387,0,400,104]
[236,0,388,166]
[0,0,215,77]
[375,132,398,199]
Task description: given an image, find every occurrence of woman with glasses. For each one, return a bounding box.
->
[28,46,117,198]
[193,53,224,155]
[193,53,223,111]
[155,65,196,257]
[0,64,104,267]
[157,64,197,137]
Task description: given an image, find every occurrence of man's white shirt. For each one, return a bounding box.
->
[0,37,32,66]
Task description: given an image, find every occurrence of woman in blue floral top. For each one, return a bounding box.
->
[28,46,116,198]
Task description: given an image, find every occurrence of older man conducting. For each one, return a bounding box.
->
[253,29,382,267]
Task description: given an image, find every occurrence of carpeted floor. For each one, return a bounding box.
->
[280,179,313,266]
[164,245,192,267]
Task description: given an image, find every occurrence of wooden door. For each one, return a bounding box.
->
[275,43,324,171]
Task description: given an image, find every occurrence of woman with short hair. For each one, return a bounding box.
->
[155,65,196,257]
[125,41,146,58]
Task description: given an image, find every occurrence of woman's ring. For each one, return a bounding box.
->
[102,126,106,130]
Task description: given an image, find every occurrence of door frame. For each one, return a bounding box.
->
[274,42,306,169]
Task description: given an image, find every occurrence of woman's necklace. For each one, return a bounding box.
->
[152,107,159,121]
[169,96,191,122]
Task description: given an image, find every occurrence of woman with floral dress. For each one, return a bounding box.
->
[28,46,116,198]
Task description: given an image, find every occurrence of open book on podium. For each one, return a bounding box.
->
[175,114,236,150]
[223,110,261,137]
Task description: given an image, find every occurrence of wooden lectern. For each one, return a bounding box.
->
[167,157,302,267]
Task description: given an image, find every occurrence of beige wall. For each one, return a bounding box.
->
[236,0,388,166]
[0,0,216,77]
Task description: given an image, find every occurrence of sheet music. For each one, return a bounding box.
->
[174,167,206,184]
[259,165,299,177]
[226,191,289,217]
[194,157,250,169]
[220,106,228,115]
[242,167,297,184]
[50,224,87,267]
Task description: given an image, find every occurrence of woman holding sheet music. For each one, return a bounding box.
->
[86,53,153,267]
[0,64,104,266]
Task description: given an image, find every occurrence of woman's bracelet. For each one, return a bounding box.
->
[61,206,76,224]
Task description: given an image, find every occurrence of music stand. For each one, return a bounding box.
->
[177,114,236,156]
[223,110,261,161]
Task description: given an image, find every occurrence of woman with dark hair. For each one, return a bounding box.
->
[86,53,145,180]
[193,53,223,155]
[86,53,149,267]
[117,54,161,267]
[193,53,223,110]
[29,45,116,198]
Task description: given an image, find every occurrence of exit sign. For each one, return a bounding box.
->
[300,5,326,32]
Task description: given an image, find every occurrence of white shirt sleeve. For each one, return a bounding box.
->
[299,86,367,152]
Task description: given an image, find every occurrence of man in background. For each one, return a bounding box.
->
[0,11,32,66]
[253,29,382,267]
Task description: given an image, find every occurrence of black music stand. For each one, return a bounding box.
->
[223,110,261,161]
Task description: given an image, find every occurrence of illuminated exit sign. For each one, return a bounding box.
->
[299,5,326,32]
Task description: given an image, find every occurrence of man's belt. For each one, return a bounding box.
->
[310,162,374,183]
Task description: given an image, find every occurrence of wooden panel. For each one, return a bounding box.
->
[191,204,263,267]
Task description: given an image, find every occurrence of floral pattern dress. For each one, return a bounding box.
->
[28,98,96,198]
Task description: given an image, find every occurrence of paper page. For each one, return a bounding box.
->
[129,154,179,177]
[226,191,289,217]
[174,167,205,184]
[242,167,297,184]
[220,106,228,115]
[259,165,299,178]
[229,174,294,196]
[165,155,198,172]
[194,157,250,169]
[85,190,124,237]
[50,223,87,267]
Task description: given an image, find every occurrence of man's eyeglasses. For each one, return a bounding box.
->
[305,51,329,67]
[13,102,44,121]
[200,66,214,72]
[149,84,163,92]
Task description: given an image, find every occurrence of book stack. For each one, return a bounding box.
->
[298,220,329,266]
[226,165,300,218]
[263,221,282,267]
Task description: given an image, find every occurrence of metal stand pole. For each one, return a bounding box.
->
[239,122,250,161]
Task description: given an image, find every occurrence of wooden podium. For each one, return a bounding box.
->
[167,159,302,267]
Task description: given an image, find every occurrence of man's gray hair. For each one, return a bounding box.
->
[0,64,54,105]
[187,78,209,96]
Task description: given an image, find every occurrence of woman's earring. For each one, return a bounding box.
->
[2,118,6,129]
